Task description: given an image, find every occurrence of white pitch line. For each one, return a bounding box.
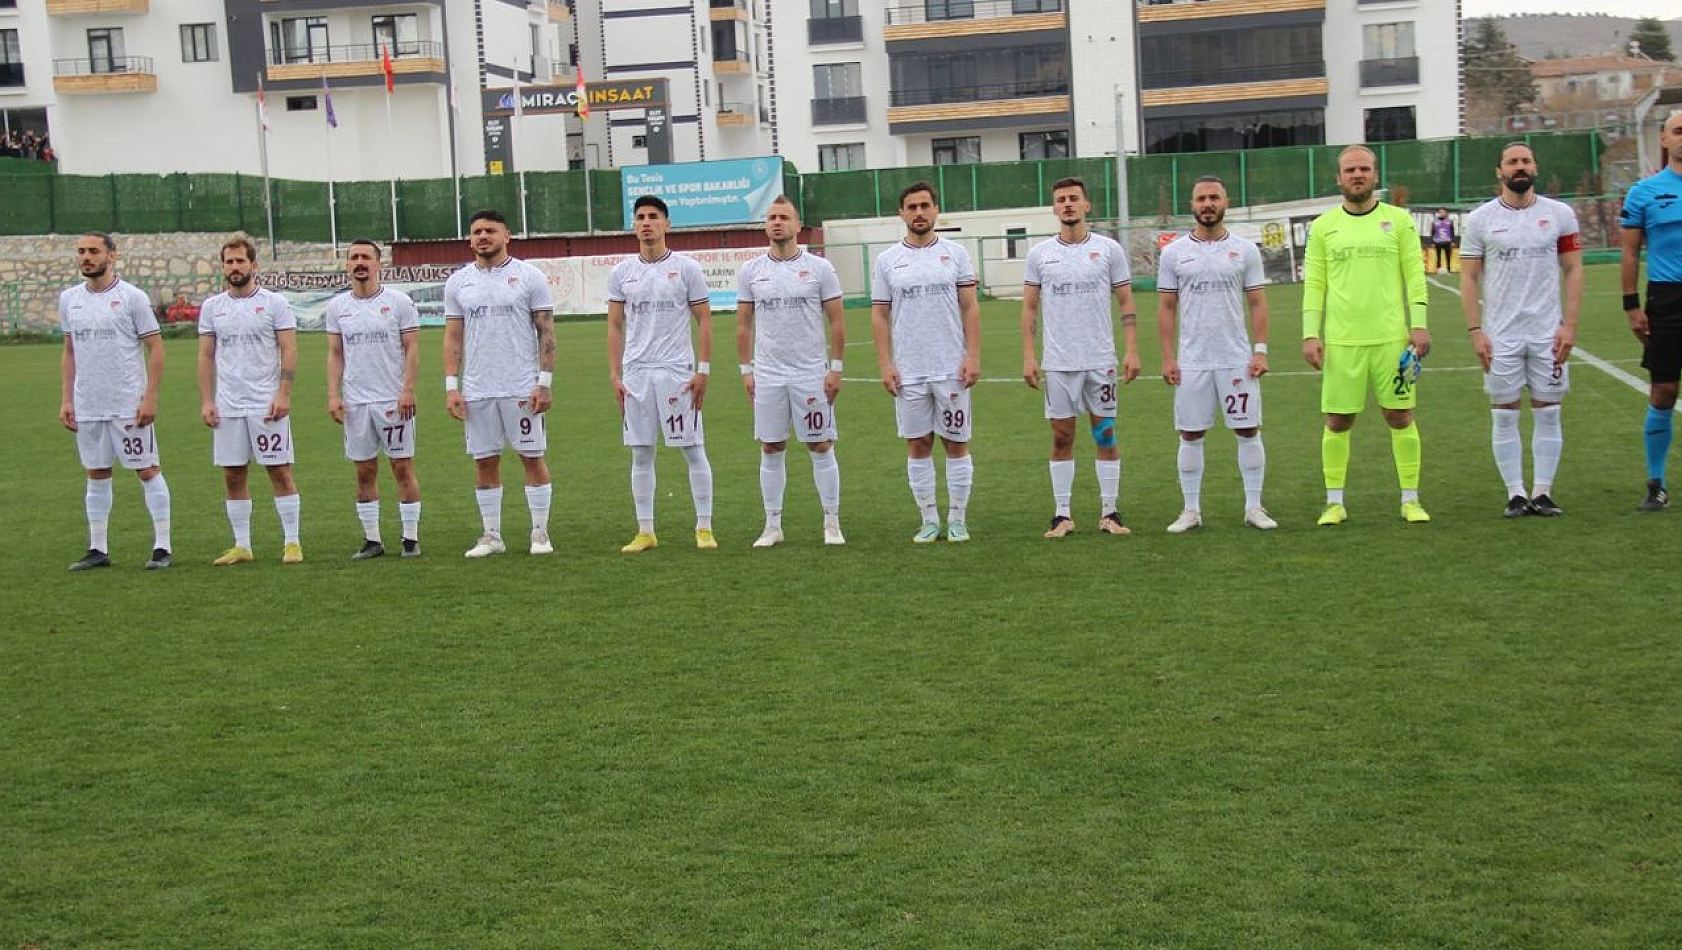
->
[1427,274,1651,397]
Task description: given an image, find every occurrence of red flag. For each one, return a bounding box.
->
[380,43,395,94]
[575,69,590,120]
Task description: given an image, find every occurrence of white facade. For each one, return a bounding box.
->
[1323,0,1462,145]
[0,0,53,140]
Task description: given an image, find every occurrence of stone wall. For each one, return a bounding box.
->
[0,234,339,331]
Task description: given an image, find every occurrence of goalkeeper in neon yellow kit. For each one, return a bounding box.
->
[1302,145,1432,525]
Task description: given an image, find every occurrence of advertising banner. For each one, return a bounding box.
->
[620,157,784,229]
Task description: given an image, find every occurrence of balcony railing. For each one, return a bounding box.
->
[54,55,152,76]
[0,63,23,88]
[812,95,867,124]
[267,40,442,66]
[1142,60,1323,90]
[808,15,863,44]
[886,0,1060,26]
[710,0,747,7]
[889,78,1066,107]
[1360,55,1419,87]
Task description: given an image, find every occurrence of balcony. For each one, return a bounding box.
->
[0,63,23,89]
[717,101,755,126]
[812,95,867,125]
[1143,60,1323,90]
[1137,0,1323,23]
[809,15,863,45]
[529,0,571,20]
[713,48,750,75]
[46,0,148,13]
[710,0,748,21]
[886,80,1068,133]
[1360,55,1419,88]
[53,55,155,93]
[885,0,1064,42]
[265,40,445,82]
[1140,76,1327,109]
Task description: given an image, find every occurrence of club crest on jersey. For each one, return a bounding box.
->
[798,270,810,280]
[1089,252,1101,262]
[1228,251,1240,260]
[255,306,266,313]
[506,276,519,286]
[666,271,678,280]
[1380,221,1393,233]
[380,306,391,314]
[1538,219,1549,228]
[939,255,950,264]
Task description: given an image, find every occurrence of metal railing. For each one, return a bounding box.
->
[808,15,863,44]
[1360,55,1419,88]
[812,95,867,124]
[712,48,749,64]
[886,0,1061,26]
[53,56,154,76]
[889,79,1067,107]
[267,40,443,67]
[710,0,748,8]
[1142,60,1322,89]
[718,101,755,119]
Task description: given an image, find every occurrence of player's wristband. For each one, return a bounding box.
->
[1467,326,1482,333]
[1252,343,1268,355]
[445,375,460,392]
[739,363,754,376]
[828,359,844,372]
[536,371,553,388]
[695,361,711,376]
[1625,293,1641,311]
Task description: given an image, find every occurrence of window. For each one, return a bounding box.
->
[1140,25,1322,89]
[1364,106,1415,142]
[810,0,858,15]
[1362,22,1415,60]
[373,14,420,57]
[813,62,862,100]
[86,28,125,74]
[180,23,217,63]
[818,143,865,171]
[1145,108,1324,154]
[1020,130,1068,160]
[1012,0,1060,12]
[932,136,980,165]
[926,0,974,21]
[270,17,328,65]
[285,95,318,112]
[632,134,648,148]
[0,29,20,88]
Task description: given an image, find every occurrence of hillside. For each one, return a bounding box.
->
[1466,13,1682,61]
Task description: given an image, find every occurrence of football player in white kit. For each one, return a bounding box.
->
[608,195,717,553]
[326,239,423,559]
[58,232,173,571]
[197,234,304,565]
[443,209,558,558]
[871,181,982,543]
[735,195,847,547]
[1021,176,1141,538]
[1459,141,1583,517]
[1157,176,1274,533]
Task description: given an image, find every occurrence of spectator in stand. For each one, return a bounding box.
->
[39,137,54,163]
[0,133,18,158]
[165,293,200,325]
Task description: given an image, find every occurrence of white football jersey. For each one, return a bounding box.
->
[609,250,710,370]
[59,278,159,421]
[1157,232,1265,371]
[1023,233,1128,372]
[1459,195,1580,342]
[325,287,420,406]
[443,257,554,400]
[737,249,843,382]
[198,287,297,415]
[870,237,977,384]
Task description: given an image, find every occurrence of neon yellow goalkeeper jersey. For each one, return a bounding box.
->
[1301,202,1428,346]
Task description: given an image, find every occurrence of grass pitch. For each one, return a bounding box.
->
[2,262,1679,948]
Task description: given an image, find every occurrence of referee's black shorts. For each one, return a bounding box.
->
[1642,282,1682,384]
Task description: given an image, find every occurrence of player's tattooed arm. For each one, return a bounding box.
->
[532,308,556,373]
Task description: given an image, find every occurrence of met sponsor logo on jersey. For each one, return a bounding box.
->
[71,326,121,342]
[1177,278,1227,295]
[628,299,682,316]
[1328,246,1394,263]
[898,283,954,300]
[1049,279,1105,296]
[468,304,519,320]
[218,330,271,347]
[342,329,395,346]
[1491,246,1556,262]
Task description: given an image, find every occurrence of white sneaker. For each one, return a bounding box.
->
[1244,507,1278,530]
[529,528,553,555]
[1166,509,1202,534]
[753,525,784,548]
[464,533,506,558]
[822,517,845,546]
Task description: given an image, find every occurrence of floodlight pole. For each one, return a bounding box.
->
[1114,88,1130,227]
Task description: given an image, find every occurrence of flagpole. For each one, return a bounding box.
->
[256,70,276,261]
[322,70,338,252]
[515,60,528,239]
[449,82,463,239]
[381,43,398,242]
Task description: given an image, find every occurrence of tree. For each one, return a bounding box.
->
[1463,18,1538,132]
[1629,17,1675,62]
